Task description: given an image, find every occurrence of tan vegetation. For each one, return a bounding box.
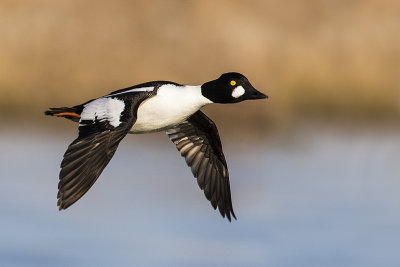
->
[1,0,399,128]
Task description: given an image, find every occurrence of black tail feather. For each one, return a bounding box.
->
[45,106,82,122]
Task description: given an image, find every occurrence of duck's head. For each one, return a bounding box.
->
[201,72,268,104]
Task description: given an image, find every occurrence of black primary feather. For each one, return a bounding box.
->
[166,111,236,221]
[57,124,132,209]
[56,92,152,210]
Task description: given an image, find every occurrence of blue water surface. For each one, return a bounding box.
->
[0,123,399,266]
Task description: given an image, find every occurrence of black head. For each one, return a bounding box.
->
[201,72,267,103]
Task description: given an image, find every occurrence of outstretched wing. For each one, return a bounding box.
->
[166,111,236,221]
[57,97,139,210]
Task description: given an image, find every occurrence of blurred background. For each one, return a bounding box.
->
[1,0,399,266]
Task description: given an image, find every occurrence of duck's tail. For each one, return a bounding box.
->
[44,106,83,122]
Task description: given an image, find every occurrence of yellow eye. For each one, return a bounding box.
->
[230,80,236,86]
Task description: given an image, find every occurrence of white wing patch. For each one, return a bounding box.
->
[80,97,125,127]
[107,86,154,97]
[232,86,245,98]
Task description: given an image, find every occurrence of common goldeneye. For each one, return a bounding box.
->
[45,72,267,221]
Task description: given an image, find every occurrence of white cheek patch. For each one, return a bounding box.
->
[80,97,125,127]
[232,86,245,98]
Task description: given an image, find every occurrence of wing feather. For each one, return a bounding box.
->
[57,123,132,210]
[166,111,236,221]
[53,90,154,210]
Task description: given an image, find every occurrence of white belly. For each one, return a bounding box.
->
[129,84,211,134]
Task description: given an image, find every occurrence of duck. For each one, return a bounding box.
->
[45,72,268,221]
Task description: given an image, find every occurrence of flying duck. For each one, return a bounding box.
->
[45,72,267,221]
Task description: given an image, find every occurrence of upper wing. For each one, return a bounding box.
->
[166,111,236,221]
[58,124,131,209]
[57,96,142,210]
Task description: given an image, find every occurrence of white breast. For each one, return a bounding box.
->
[130,84,211,133]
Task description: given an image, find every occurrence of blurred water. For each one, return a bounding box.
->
[0,124,399,267]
